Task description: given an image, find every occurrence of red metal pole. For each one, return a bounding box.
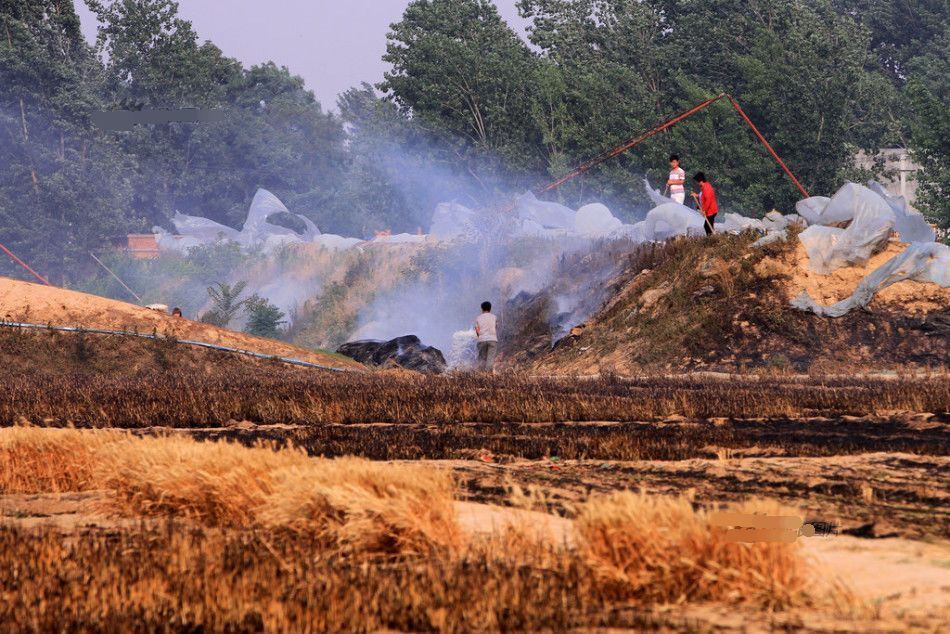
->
[0,241,52,286]
[727,96,810,198]
[537,93,728,195]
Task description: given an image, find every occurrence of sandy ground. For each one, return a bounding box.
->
[783,239,950,314]
[0,276,362,370]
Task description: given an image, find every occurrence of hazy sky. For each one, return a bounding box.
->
[75,0,530,111]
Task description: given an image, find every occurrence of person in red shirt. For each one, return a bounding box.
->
[690,172,718,235]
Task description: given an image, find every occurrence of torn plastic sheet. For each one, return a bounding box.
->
[514,191,576,230]
[720,213,766,234]
[575,203,622,236]
[239,189,320,247]
[642,203,707,240]
[798,183,896,274]
[168,211,240,243]
[157,188,323,253]
[867,181,936,243]
[429,201,478,240]
[752,230,788,248]
[793,181,932,243]
[792,242,950,317]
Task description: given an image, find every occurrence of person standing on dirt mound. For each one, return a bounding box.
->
[666,155,687,204]
[474,302,498,372]
[691,172,718,236]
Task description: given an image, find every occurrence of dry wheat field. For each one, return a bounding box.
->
[1,329,948,632]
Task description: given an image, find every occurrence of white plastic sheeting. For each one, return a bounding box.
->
[751,229,788,249]
[795,181,933,275]
[314,234,363,251]
[798,183,896,274]
[515,191,576,230]
[792,180,945,317]
[639,203,706,240]
[795,196,841,225]
[430,202,478,241]
[448,329,478,368]
[575,203,622,236]
[792,242,950,317]
[372,233,427,245]
[170,211,240,242]
[152,211,240,253]
[239,189,320,249]
[720,213,766,234]
[867,181,936,243]
[156,188,325,254]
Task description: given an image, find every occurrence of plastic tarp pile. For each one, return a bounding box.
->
[797,183,897,274]
[792,181,947,317]
[515,192,576,234]
[155,188,368,253]
[154,212,240,252]
[430,202,479,241]
[792,242,950,317]
[238,189,320,250]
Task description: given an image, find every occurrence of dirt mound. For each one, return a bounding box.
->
[778,238,950,314]
[0,277,362,371]
[512,233,948,375]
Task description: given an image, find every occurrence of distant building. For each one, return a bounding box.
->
[854,148,921,204]
[108,234,159,259]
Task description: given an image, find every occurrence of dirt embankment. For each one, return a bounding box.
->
[515,232,948,376]
[776,238,950,314]
[0,276,362,370]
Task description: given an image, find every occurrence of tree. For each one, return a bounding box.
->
[244,294,286,339]
[88,1,348,231]
[905,77,949,232]
[0,0,139,283]
[831,0,947,82]
[200,280,248,327]
[382,0,543,198]
[516,0,902,216]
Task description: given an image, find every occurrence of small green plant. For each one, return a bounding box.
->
[244,295,287,339]
[200,281,249,328]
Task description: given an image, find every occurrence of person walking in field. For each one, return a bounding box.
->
[691,172,719,236]
[474,301,498,372]
[666,154,686,204]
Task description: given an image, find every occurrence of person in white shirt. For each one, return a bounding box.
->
[474,301,498,371]
[667,154,686,204]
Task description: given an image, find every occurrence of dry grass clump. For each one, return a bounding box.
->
[575,491,808,608]
[259,458,459,554]
[0,425,109,493]
[0,426,460,555]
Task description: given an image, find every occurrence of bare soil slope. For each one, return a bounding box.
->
[0,276,362,370]
[511,232,948,375]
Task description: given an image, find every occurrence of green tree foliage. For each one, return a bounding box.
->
[87,0,347,230]
[200,280,247,327]
[243,293,286,339]
[900,22,948,232]
[0,0,139,282]
[905,76,949,231]
[0,0,945,288]
[515,0,902,216]
[382,0,543,193]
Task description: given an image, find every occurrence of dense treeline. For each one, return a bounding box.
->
[0,0,946,283]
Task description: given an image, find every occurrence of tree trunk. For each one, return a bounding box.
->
[19,99,40,193]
